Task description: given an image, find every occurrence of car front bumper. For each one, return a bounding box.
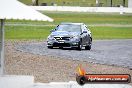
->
[47,39,79,48]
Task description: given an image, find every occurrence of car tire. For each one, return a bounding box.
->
[77,41,82,51]
[85,38,92,50]
[47,46,53,49]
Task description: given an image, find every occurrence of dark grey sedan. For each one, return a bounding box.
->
[47,23,92,50]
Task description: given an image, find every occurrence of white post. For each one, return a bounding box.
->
[32,0,35,6]
[96,0,99,7]
[120,5,124,14]
[0,19,5,75]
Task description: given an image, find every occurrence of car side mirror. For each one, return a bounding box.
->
[83,31,87,33]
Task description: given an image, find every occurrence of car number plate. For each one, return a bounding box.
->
[59,42,64,43]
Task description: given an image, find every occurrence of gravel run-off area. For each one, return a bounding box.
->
[5,40,132,85]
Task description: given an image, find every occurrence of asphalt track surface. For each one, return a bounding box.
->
[16,39,132,69]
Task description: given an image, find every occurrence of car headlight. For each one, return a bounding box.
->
[47,35,54,40]
[71,36,79,41]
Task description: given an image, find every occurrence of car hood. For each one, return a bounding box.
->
[51,31,80,37]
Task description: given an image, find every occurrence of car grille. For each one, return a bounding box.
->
[54,37,70,41]
[53,43,70,47]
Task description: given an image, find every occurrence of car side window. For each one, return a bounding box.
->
[83,25,88,32]
[81,25,84,32]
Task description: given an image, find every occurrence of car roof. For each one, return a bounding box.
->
[60,22,84,25]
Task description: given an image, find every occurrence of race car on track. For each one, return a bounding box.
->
[47,22,92,50]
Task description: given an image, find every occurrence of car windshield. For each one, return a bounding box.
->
[56,24,81,32]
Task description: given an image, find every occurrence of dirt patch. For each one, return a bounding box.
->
[5,40,132,84]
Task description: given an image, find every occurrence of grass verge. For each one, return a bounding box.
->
[5,26,132,40]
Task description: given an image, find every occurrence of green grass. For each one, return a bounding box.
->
[5,26,54,40]
[5,11,132,40]
[43,11,132,25]
[7,11,132,25]
[90,26,132,39]
[5,26,132,40]
[19,0,128,7]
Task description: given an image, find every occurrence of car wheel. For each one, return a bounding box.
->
[77,41,82,51]
[47,46,53,49]
[85,38,92,50]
